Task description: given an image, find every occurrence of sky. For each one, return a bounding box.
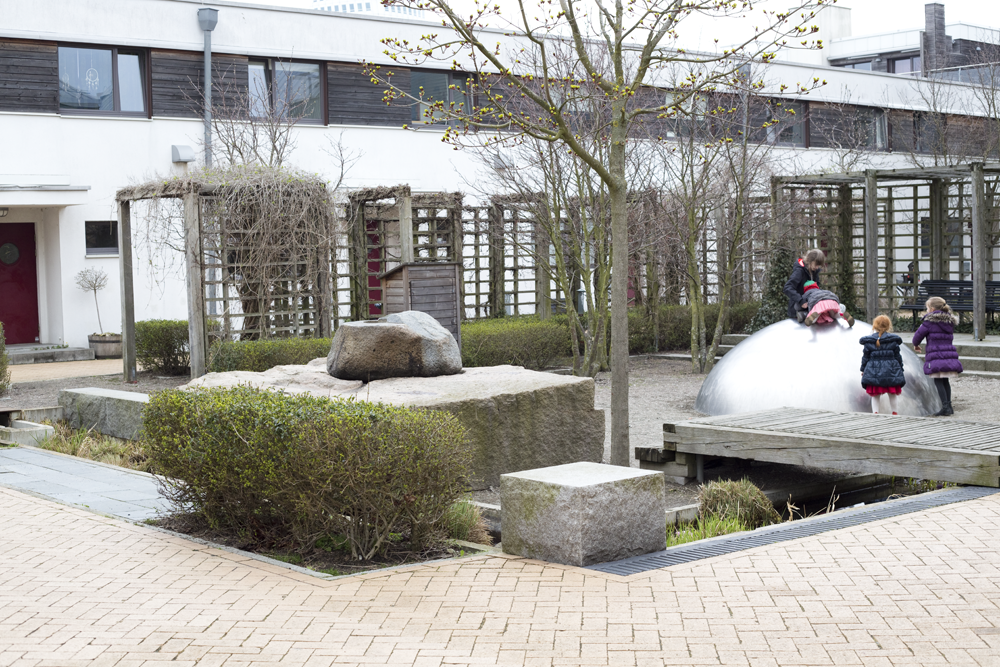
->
[236,0,999,49]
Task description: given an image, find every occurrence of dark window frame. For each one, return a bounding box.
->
[84,220,120,256]
[889,54,922,75]
[58,42,151,118]
[247,58,328,126]
[409,68,472,127]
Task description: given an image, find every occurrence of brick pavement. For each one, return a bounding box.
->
[1,487,999,666]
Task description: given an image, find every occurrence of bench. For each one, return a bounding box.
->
[898,279,1000,325]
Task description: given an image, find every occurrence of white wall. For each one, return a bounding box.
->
[0,108,481,347]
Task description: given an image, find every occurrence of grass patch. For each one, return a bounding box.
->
[443,500,493,545]
[666,515,749,547]
[35,421,149,472]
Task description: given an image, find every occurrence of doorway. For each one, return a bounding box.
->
[0,223,40,344]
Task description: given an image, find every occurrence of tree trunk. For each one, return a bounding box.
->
[608,126,630,467]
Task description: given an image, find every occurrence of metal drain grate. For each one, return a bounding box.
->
[587,486,1000,576]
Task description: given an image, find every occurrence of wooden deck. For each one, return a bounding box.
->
[663,409,1000,487]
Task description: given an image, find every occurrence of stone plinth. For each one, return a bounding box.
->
[184,363,604,489]
[500,462,666,567]
[59,388,148,440]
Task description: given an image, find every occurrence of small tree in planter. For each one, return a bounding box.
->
[76,268,121,358]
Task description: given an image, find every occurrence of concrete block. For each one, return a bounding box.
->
[500,462,666,567]
[0,420,55,446]
[59,388,148,440]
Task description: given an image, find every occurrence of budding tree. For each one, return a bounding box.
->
[368,0,831,466]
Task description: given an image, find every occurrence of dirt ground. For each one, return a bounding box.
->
[475,355,1000,508]
[8,355,999,510]
[0,371,189,410]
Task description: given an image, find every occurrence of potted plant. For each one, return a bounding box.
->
[76,268,122,358]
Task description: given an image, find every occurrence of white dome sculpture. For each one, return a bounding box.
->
[694,318,942,417]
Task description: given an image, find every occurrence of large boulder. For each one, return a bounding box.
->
[326,311,462,381]
[183,363,604,489]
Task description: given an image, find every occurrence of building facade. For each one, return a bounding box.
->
[0,0,996,348]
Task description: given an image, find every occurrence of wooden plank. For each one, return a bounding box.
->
[671,422,1000,487]
[864,170,879,322]
[409,277,458,288]
[971,163,987,340]
[184,194,207,379]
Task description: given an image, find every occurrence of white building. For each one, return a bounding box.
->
[0,0,996,350]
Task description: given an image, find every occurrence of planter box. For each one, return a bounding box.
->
[88,334,122,359]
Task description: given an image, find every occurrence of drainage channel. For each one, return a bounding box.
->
[587,486,1000,576]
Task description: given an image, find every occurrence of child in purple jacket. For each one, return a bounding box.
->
[912,296,963,416]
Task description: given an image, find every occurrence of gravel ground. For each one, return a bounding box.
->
[8,356,999,510]
[0,372,189,410]
[476,356,1000,508]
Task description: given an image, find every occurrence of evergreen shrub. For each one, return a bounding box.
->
[136,319,190,375]
[208,338,332,373]
[460,316,571,369]
[143,387,470,560]
[748,245,795,333]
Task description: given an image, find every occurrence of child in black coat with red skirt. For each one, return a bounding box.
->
[859,315,906,415]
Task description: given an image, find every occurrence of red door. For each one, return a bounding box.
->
[0,223,40,344]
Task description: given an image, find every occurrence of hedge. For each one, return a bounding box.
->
[143,387,470,559]
[208,338,332,373]
[460,316,571,369]
[627,302,761,353]
[136,319,189,375]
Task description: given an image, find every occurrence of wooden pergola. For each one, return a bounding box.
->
[774,162,1000,340]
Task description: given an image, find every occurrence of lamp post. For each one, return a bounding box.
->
[198,8,219,167]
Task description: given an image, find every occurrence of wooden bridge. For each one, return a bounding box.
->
[659,409,1000,487]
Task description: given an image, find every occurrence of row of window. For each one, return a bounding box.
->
[836,55,922,75]
[54,43,466,125]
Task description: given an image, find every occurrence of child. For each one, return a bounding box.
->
[800,281,856,327]
[860,315,905,415]
[784,248,825,320]
[912,296,963,416]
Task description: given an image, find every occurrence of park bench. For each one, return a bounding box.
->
[898,279,1000,325]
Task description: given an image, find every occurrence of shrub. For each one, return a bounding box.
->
[666,514,748,547]
[461,316,571,369]
[698,478,781,529]
[208,338,332,373]
[0,322,9,396]
[136,319,190,375]
[142,387,470,560]
[748,245,795,333]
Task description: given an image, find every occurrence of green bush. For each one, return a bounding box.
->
[136,319,190,375]
[698,478,781,529]
[461,316,571,369]
[142,387,470,560]
[0,322,10,397]
[208,338,332,373]
[628,302,761,354]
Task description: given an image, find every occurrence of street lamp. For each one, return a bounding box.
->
[198,8,219,167]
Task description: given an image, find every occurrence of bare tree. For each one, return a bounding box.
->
[76,268,109,334]
[368,0,828,466]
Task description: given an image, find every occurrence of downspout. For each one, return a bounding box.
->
[197,8,219,167]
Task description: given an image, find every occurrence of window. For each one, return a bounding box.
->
[248,60,324,122]
[58,46,146,115]
[85,221,118,256]
[764,101,805,146]
[891,55,921,75]
[411,70,469,125]
[854,107,887,150]
[840,61,872,71]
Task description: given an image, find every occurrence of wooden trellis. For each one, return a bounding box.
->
[777,163,1000,339]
